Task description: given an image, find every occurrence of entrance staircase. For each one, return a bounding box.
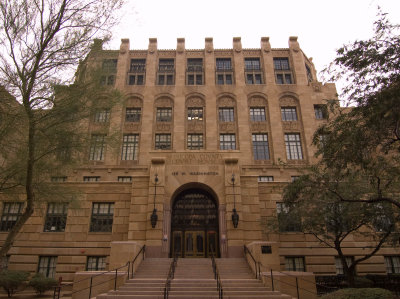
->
[96,257,292,299]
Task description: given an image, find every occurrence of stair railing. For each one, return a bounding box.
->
[210,247,223,299]
[163,252,178,299]
[53,244,145,299]
[243,245,261,279]
[129,244,146,279]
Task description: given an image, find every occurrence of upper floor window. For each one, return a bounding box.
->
[125,108,141,122]
[83,176,100,182]
[121,134,139,160]
[44,203,68,232]
[187,59,203,85]
[314,105,327,119]
[284,133,303,160]
[156,108,172,122]
[187,108,203,121]
[216,58,232,71]
[218,108,234,122]
[118,176,132,182]
[385,256,400,274]
[100,75,115,86]
[130,59,146,72]
[0,202,23,232]
[250,107,266,122]
[258,176,274,182]
[51,176,67,182]
[245,58,263,84]
[90,202,114,232]
[89,134,106,161]
[38,256,57,278]
[291,176,300,182]
[216,58,233,85]
[252,134,270,160]
[305,64,313,82]
[281,107,297,121]
[102,59,117,72]
[155,134,171,150]
[285,257,305,272]
[277,202,302,232]
[158,59,174,71]
[274,58,293,84]
[94,109,110,123]
[335,256,354,275]
[158,59,174,85]
[187,134,204,150]
[220,134,236,150]
[87,256,107,271]
[128,74,144,85]
[245,58,261,70]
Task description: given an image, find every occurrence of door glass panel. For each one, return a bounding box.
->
[208,231,217,256]
[196,233,204,253]
[173,231,182,256]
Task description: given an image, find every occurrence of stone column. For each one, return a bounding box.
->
[219,204,227,257]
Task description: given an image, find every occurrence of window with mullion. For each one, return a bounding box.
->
[284,133,303,160]
[130,59,146,72]
[244,58,261,70]
[250,107,266,122]
[87,256,107,271]
[121,134,139,160]
[218,108,234,122]
[385,256,400,274]
[187,108,203,121]
[94,109,110,123]
[216,58,232,70]
[90,203,114,232]
[281,107,297,121]
[285,257,305,272]
[38,256,57,278]
[335,256,354,275]
[44,203,68,232]
[155,134,171,150]
[156,108,172,122]
[220,134,236,150]
[252,134,270,160]
[273,58,290,70]
[187,134,203,150]
[89,134,106,161]
[125,108,141,122]
[0,202,23,232]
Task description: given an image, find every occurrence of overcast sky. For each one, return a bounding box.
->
[109,0,400,97]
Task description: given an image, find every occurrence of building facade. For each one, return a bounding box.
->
[1,37,399,282]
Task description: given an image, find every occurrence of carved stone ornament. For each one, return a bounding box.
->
[279,97,297,106]
[187,97,205,107]
[248,97,267,107]
[251,123,268,132]
[126,98,143,107]
[155,97,173,107]
[217,97,235,107]
[156,123,172,132]
[187,122,204,132]
[282,122,300,130]
[219,123,235,132]
[311,82,322,92]
[124,123,140,131]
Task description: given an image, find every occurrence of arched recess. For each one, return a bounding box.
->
[168,183,224,258]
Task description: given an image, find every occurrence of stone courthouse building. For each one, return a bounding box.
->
[1,37,399,282]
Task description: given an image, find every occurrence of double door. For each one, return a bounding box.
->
[172,230,218,258]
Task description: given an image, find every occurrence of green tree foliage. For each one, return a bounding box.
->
[320,288,393,299]
[0,270,29,297]
[0,0,125,258]
[28,273,57,294]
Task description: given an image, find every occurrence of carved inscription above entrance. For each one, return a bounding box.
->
[166,153,223,165]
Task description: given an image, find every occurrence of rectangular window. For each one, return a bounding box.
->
[87,256,107,271]
[250,107,266,122]
[118,176,132,182]
[285,133,303,160]
[187,134,203,150]
[314,105,327,119]
[128,74,144,85]
[245,58,261,70]
[121,134,139,160]
[258,176,274,182]
[187,108,203,121]
[44,203,68,232]
[274,58,290,70]
[291,176,300,182]
[155,134,171,150]
[306,64,313,82]
[90,203,114,232]
[217,73,233,85]
[220,134,236,150]
[38,256,57,278]
[187,58,203,72]
[252,134,270,160]
[218,108,234,122]
[125,108,141,122]
[277,202,301,232]
[93,109,110,123]
[285,257,305,272]
[216,58,232,70]
[83,176,100,182]
[159,59,174,71]
[385,256,400,274]
[51,176,67,182]
[102,59,118,72]
[0,203,23,232]
[246,73,262,84]
[130,59,146,72]
[335,256,354,275]
[89,134,106,161]
[156,108,172,122]
[281,107,297,121]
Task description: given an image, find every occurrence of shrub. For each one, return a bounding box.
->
[0,270,29,297]
[28,273,58,294]
[321,288,393,299]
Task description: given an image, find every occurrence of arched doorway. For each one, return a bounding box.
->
[171,188,219,258]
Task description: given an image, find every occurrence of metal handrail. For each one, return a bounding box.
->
[53,244,145,299]
[129,244,146,279]
[210,249,223,299]
[243,245,260,279]
[163,252,178,299]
